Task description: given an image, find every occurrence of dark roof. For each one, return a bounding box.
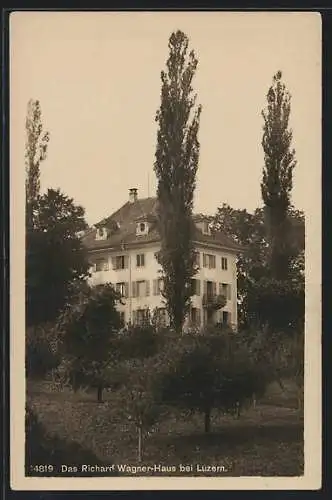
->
[82,197,242,253]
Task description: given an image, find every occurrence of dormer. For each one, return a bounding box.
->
[135,212,155,236]
[95,226,109,241]
[202,221,211,235]
[194,215,212,236]
[136,220,149,236]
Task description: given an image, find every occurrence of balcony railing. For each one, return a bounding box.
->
[202,293,227,311]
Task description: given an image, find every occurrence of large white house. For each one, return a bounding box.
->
[82,188,241,329]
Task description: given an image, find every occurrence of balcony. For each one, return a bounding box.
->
[202,293,227,311]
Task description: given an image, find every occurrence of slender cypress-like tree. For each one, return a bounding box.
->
[25,99,50,230]
[261,71,297,281]
[154,30,202,333]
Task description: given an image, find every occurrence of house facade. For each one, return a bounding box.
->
[82,188,241,329]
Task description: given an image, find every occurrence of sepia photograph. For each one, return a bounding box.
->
[10,11,321,490]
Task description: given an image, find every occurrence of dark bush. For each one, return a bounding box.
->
[25,406,117,476]
[26,324,61,379]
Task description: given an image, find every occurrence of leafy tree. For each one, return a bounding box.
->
[115,356,165,462]
[261,71,297,281]
[58,283,122,402]
[26,188,89,326]
[159,329,270,433]
[118,324,163,361]
[212,203,304,329]
[154,30,202,334]
[26,323,61,379]
[25,99,50,230]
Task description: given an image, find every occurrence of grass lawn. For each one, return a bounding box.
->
[27,379,304,477]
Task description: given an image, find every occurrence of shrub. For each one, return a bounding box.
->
[26,323,61,379]
[58,283,122,401]
[158,327,271,432]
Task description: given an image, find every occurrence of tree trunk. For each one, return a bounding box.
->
[138,425,143,462]
[204,408,211,433]
[97,384,103,403]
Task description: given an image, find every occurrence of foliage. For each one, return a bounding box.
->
[117,323,164,361]
[261,71,297,281]
[154,30,202,333]
[212,203,304,329]
[58,283,122,401]
[26,323,61,379]
[114,355,166,462]
[246,278,305,333]
[158,328,271,433]
[26,188,90,327]
[25,99,50,230]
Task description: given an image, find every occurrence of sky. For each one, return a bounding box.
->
[10,11,321,226]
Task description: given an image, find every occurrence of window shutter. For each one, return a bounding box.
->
[153,279,157,296]
[203,280,208,295]
[219,282,223,295]
[104,260,109,271]
[197,280,201,296]
[132,281,137,298]
[142,254,145,266]
[132,310,137,325]
[111,257,117,270]
[146,280,150,296]
[203,254,207,267]
[228,311,232,325]
[124,255,129,269]
[197,308,201,325]
[124,282,129,298]
[227,284,231,300]
[212,281,217,295]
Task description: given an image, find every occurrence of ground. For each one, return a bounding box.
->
[26,379,303,477]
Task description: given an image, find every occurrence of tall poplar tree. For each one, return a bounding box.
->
[154,30,202,333]
[25,99,50,229]
[261,71,297,281]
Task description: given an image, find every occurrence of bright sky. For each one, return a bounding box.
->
[10,11,321,226]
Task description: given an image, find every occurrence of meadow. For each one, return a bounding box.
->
[27,378,303,477]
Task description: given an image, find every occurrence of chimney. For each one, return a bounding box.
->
[129,188,138,203]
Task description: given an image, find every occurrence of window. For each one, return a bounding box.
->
[222,311,229,324]
[136,253,145,267]
[203,253,216,269]
[112,255,128,270]
[203,221,211,235]
[191,279,201,296]
[132,280,150,298]
[115,282,129,298]
[136,222,149,235]
[133,308,149,326]
[154,251,161,264]
[190,307,201,325]
[155,307,167,327]
[204,280,217,297]
[221,257,228,270]
[95,227,108,241]
[153,278,163,296]
[220,283,231,300]
[95,258,109,272]
[194,251,200,268]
